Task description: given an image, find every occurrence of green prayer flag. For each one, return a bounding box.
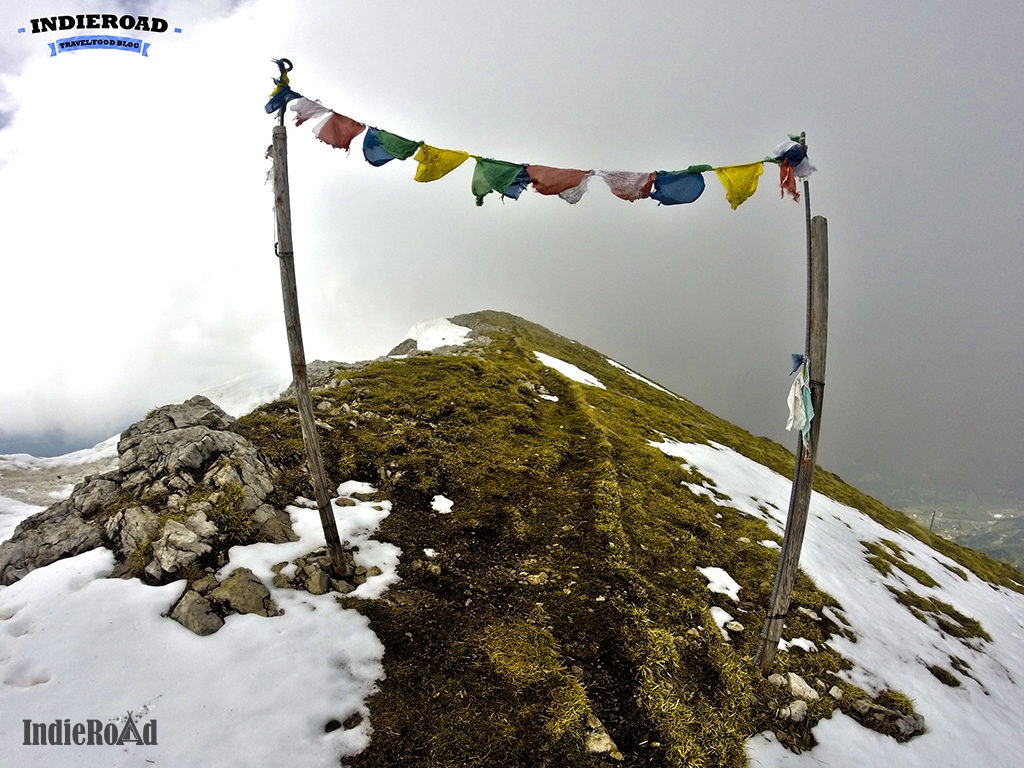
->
[472,158,526,206]
[378,130,421,160]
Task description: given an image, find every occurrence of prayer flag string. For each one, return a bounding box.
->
[266,67,817,209]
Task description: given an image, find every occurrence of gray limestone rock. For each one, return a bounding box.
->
[0,466,122,584]
[787,672,821,701]
[169,589,224,636]
[584,713,623,761]
[104,505,161,558]
[146,515,215,579]
[0,395,296,585]
[208,567,277,617]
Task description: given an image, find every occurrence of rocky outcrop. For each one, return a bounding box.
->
[0,396,295,586]
[0,473,119,584]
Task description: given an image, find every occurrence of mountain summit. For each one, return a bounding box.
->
[1,310,1023,767]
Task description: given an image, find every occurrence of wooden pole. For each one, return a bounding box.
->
[756,206,829,674]
[271,122,350,577]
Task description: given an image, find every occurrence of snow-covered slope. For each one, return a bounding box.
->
[651,439,1024,767]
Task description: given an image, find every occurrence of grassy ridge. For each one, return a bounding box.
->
[234,311,1018,765]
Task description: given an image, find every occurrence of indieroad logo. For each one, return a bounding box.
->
[16,13,183,57]
[22,711,157,746]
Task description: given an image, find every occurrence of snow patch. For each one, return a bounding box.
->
[606,358,678,397]
[697,566,741,602]
[534,351,606,389]
[709,606,734,640]
[431,495,454,514]
[0,480,399,766]
[402,318,471,351]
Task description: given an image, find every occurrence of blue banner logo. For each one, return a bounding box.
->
[48,35,150,56]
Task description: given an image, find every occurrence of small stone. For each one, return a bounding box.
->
[829,686,844,700]
[306,570,331,595]
[332,579,355,595]
[787,699,809,723]
[190,575,219,595]
[787,672,821,701]
[584,714,623,761]
[896,713,926,738]
[208,567,276,616]
[273,573,293,589]
[724,620,745,633]
[169,590,224,636]
[768,673,787,688]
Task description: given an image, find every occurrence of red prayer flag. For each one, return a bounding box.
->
[526,165,592,195]
[314,112,366,151]
[779,159,800,202]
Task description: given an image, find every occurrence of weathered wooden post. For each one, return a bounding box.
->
[756,172,829,672]
[269,64,349,577]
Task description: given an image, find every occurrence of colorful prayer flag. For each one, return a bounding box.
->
[290,97,329,127]
[363,128,422,167]
[526,165,590,195]
[774,140,817,179]
[502,167,532,200]
[471,158,527,206]
[650,168,708,206]
[413,145,470,182]
[314,112,366,151]
[378,130,421,161]
[362,127,393,166]
[526,165,592,204]
[598,170,656,202]
[715,162,764,209]
[779,159,800,202]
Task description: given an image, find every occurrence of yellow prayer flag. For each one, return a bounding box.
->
[413,145,471,182]
[714,162,764,209]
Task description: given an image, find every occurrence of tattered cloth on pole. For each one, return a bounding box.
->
[773,140,817,180]
[786,354,814,451]
[779,160,800,201]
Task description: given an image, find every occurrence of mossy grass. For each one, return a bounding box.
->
[863,539,940,588]
[885,585,992,643]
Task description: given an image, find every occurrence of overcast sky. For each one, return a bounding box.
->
[1,0,1021,510]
